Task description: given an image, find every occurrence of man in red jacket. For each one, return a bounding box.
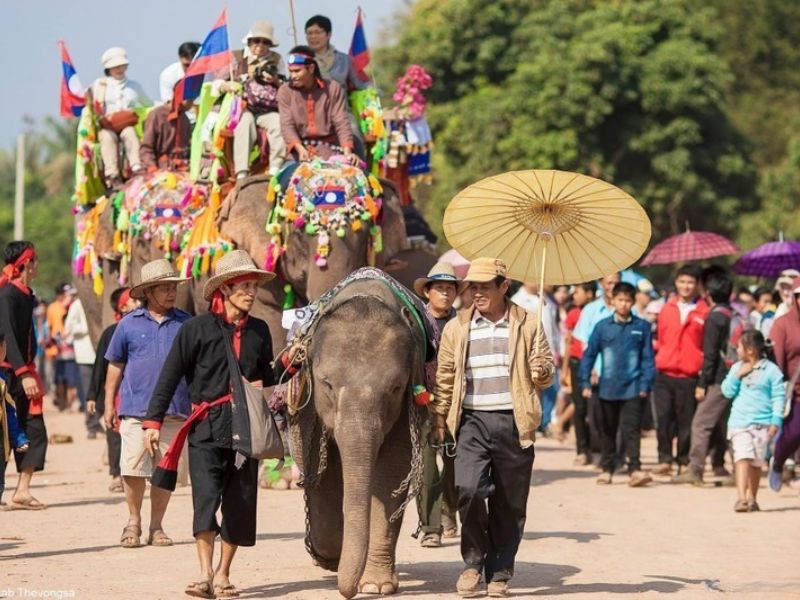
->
[652,265,708,475]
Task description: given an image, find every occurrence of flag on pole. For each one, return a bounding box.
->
[173,9,232,109]
[349,8,370,82]
[59,41,85,117]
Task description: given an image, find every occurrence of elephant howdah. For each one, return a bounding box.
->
[284,272,434,598]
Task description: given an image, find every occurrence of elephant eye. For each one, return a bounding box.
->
[320,376,333,392]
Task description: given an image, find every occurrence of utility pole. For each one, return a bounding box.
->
[14,133,25,239]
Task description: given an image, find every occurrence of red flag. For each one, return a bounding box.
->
[59,41,85,117]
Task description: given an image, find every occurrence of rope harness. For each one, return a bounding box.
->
[281,271,432,563]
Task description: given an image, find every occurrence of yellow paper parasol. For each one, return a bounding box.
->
[444,169,651,346]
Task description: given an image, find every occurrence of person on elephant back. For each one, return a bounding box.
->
[139,85,192,173]
[277,45,360,169]
[220,21,287,179]
[91,47,151,190]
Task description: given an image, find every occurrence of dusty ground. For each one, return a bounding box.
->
[2,409,799,600]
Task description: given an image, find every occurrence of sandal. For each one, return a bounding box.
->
[185,580,216,599]
[9,496,46,510]
[108,479,124,493]
[120,524,142,548]
[147,529,174,546]
[733,499,750,513]
[214,584,240,598]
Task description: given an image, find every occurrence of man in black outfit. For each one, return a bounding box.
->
[86,287,138,493]
[0,241,47,510]
[142,250,277,599]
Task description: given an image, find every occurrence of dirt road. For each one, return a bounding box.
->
[2,409,799,599]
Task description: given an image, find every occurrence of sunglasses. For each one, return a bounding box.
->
[248,38,272,46]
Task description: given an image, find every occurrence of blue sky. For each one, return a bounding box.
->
[0,0,405,148]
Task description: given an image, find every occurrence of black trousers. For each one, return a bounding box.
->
[569,358,591,456]
[598,397,645,473]
[455,410,534,584]
[418,420,457,535]
[189,442,259,546]
[14,414,47,473]
[107,429,122,477]
[654,373,697,466]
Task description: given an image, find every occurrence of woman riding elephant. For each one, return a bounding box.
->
[92,47,151,190]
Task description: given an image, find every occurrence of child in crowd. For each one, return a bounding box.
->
[1,333,30,505]
[721,330,785,512]
[580,282,655,487]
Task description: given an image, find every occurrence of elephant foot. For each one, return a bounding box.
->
[358,566,399,595]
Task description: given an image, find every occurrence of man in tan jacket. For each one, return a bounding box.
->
[432,257,553,598]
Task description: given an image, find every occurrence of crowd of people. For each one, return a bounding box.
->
[87,14,368,191]
[2,235,799,597]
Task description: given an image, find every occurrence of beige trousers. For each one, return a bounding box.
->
[99,126,141,178]
[233,110,286,176]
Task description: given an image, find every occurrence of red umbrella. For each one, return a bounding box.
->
[640,230,739,266]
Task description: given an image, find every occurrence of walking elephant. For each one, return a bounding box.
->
[287,277,428,598]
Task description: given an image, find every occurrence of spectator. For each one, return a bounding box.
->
[773,269,800,319]
[750,286,776,339]
[46,284,74,411]
[652,265,707,476]
[767,276,800,492]
[579,282,655,487]
[722,330,785,511]
[159,41,201,103]
[65,297,101,438]
[561,282,597,465]
[673,271,735,485]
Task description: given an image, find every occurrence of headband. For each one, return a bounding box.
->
[287,53,314,66]
[116,288,132,313]
[0,247,37,286]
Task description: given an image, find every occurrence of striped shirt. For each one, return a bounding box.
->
[463,311,512,411]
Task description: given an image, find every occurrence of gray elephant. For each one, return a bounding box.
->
[287,276,429,598]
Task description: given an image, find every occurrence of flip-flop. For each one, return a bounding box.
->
[214,584,240,598]
[147,529,174,547]
[120,524,142,548]
[185,580,216,599]
[9,497,46,510]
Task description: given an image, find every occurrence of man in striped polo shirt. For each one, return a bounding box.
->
[433,257,554,598]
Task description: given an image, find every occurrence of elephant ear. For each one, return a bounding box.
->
[375,179,409,270]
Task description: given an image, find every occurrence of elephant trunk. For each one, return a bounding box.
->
[335,416,381,599]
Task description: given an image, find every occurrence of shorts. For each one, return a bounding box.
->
[55,359,80,387]
[120,416,187,482]
[728,425,770,467]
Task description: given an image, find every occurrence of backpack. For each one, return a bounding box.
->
[712,306,752,367]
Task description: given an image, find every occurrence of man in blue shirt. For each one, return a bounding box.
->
[580,282,655,487]
[104,259,191,548]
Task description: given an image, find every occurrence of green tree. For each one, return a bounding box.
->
[0,118,76,298]
[377,0,757,243]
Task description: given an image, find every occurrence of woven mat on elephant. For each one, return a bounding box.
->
[264,158,384,272]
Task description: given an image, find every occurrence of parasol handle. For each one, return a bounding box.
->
[534,242,548,356]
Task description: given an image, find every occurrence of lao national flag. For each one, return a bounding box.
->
[59,41,85,117]
[173,9,232,109]
[348,8,370,82]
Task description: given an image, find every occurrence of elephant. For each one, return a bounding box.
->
[216,173,415,349]
[287,277,427,598]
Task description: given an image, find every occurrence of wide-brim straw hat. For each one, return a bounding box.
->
[203,250,275,301]
[242,20,279,47]
[463,257,508,284]
[102,46,129,70]
[129,259,189,299]
[413,261,465,297]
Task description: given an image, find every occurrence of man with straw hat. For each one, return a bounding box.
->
[143,250,276,599]
[432,257,554,598]
[103,259,191,549]
[413,262,462,548]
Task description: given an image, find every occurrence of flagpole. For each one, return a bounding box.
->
[225,6,234,81]
[288,0,298,46]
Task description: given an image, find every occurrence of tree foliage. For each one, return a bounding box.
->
[376,0,799,247]
[0,117,76,298]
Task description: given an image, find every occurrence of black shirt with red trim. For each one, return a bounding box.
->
[0,283,37,377]
[145,312,276,448]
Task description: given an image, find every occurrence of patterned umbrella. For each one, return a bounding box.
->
[640,230,739,266]
[439,248,470,278]
[733,240,800,278]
